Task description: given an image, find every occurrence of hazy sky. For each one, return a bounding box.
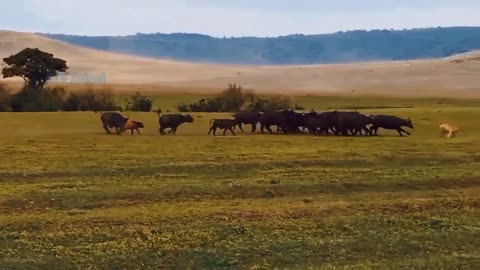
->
[2,0,480,37]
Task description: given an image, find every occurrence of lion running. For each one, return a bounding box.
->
[440,123,459,138]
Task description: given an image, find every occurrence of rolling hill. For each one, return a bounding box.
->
[1,30,480,97]
[43,27,480,65]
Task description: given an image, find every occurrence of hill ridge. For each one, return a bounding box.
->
[1,30,480,98]
[41,27,480,65]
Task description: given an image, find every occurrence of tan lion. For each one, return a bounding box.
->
[440,123,459,138]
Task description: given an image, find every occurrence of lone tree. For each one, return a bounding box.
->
[2,48,68,91]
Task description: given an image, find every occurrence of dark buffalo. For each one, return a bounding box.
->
[158,114,194,135]
[370,115,414,136]
[208,119,237,136]
[339,112,372,136]
[299,110,320,132]
[99,112,129,134]
[321,111,371,136]
[232,112,262,133]
[260,110,300,134]
[320,111,341,134]
[259,111,286,134]
[306,114,330,135]
[281,110,304,133]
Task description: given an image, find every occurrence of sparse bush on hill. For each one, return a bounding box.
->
[125,92,153,112]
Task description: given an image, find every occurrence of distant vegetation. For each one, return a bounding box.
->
[124,92,153,112]
[177,84,303,112]
[44,27,480,64]
[1,48,155,112]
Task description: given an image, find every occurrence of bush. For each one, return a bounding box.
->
[176,104,189,113]
[244,95,292,112]
[10,86,66,112]
[220,84,245,112]
[177,84,295,113]
[61,92,82,111]
[125,92,153,112]
[62,89,118,111]
[177,97,224,112]
[0,83,10,112]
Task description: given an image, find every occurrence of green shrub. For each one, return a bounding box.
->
[62,89,119,111]
[220,84,245,112]
[244,95,292,112]
[177,84,293,112]
[10,86,66,112]
[125,92,153,112]
[178,97,224,112]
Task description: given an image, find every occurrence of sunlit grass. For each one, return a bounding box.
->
[0,96,479,269]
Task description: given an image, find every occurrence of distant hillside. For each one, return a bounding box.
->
[2,30,480,98]
[42,27,480,64]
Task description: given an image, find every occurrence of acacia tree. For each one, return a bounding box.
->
[2,48,68,91]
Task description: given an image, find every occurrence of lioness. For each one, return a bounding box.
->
[440,123,459,138]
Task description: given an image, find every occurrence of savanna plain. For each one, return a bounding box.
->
[0,95,479,269]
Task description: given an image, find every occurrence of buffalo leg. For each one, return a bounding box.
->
[136,128,141,135]
[223,129,227,136]
[102,122,112,134]
[252,123,257,133]
[265,125,273,134]
[363,127,371,136]
[131,129,134,135]
[238,123,245,133]
[230,128,236,136]
[400,128,411,136]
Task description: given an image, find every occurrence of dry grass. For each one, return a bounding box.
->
[2,30,480,98]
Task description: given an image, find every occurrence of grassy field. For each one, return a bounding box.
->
[0,96,479,269]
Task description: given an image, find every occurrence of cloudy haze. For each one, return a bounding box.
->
[1,0,480,37]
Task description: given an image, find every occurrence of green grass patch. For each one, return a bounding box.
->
[0,95,479,269]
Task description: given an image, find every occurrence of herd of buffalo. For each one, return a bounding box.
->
[99,109,414,137]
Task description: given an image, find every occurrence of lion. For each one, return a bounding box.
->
[440,123,459,138]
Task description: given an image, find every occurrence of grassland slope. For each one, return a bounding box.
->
[1,30,480,97]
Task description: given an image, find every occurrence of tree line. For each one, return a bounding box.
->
[176,84,303,113]
[44,27,480,64]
